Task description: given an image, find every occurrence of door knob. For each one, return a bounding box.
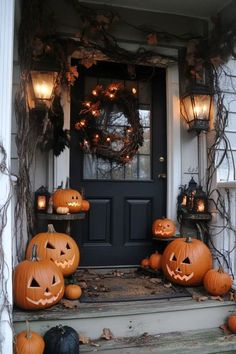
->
[158,173,167,179]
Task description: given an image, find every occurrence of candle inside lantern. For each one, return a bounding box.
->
[37,195,46,210]
[181,195,187,206]
[197,200,205,212]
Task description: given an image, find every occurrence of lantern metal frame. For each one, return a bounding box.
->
[181,84,213,134]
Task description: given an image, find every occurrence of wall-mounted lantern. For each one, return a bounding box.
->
[30,69,58,108]
[35,185,50,213]
[181,84,213,134]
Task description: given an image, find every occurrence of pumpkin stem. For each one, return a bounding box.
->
[58,324,66,335]
[25,320,32,339]
[65,177,70,189]
[31,244,39,261]
[48,224,56,233]
[218,265,225,273]
[185,237,192,243]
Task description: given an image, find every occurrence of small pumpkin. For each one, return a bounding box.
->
[64,284,82,300]
[14,245,64,310]
[43,325,80,354]
[152,218,176,238]
[53,188,82,213]
[26,225,80,277]
[203,266,232,296]
[14,321,45,354]
[227,315,236,334]
[149,252,162,271]
[161,237,212,286]
[56,206,70,214]
[140,257,150,268]
[81,199,90,212]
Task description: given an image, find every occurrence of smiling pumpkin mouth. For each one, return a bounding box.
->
[67,202,80,207]
[166,264,194,282]
[26,286,63,306]
[54,254,75,269]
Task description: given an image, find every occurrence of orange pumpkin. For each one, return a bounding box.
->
[14,245,64,310]
[161,237,212,286]
[203,266,232,296]
[81,199,90,212]
[26,225,80,277]
[152,218,176,238]
[140,257,150,268]
[53,188,82,213]
[14,321,45,354]
[64,284,82,300]
[228,315,236,333]
[149,252,162,271]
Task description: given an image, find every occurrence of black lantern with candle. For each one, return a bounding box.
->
[177,177,209,215]
[35,186,50,213]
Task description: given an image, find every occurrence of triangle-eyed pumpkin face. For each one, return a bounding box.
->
[26,232,80,276]
[152,218,176,238]
[166,251,194,283]
[13,259,64,310]
[161,238,212,286]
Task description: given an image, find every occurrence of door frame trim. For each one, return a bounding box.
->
[53,64,181,221]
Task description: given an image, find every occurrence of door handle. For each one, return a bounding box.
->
[158,173,167,179]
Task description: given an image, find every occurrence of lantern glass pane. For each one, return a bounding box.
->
[182,94,211,122]
[192,94,211,120]
[31,71,57,100]
[182,95,193,123]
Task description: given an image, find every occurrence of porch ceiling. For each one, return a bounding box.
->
[81,0,232,19]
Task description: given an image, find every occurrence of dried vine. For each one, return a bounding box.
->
[0,143,13,351]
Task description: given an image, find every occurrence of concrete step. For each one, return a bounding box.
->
[13,296,235,340]
[79,328,236,354]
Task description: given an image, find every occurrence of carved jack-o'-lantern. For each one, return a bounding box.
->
[26,225,80,276]
[152,218,176,238]
[14,245,64,310]
[161,237,212,286]
[53,188,82,213]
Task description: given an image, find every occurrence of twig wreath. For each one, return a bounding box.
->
[75,83,143,164]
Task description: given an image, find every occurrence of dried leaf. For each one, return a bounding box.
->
[79,281,88,289]
[147,33,158,46]
[101,328,114,340]
[66,65,79,86]
[61,299,80,308]
[96,14,110,24]
[219,323,231,335]
[210,55,224,66]
[210,295,224,302]
[112,270,124,277]
[150,278,162,284]
[230,291,235,301]
[79,335,90,344]
[90,341,100,347]
[80,58,97,69]
[164,282,172,288]
[192,295,208,302]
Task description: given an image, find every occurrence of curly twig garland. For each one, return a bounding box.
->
[75,83,143,164]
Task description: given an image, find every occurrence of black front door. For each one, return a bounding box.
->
[70,61,167,266]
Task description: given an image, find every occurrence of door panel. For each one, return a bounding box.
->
[70,61,167,266]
